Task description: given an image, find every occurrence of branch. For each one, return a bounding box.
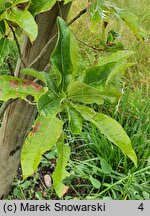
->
[29,7,87,68]
[68,8,87,26]
[29,33,57,68]
[8,23,27,69]
[77,38,103,52]
[0,99,17,119]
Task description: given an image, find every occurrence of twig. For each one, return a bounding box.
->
[0,99,17,119]
[77,38,103,52]
[29,7,88,68]
[8,23,26,69]
[68,8,87,26]
[29,33,57,68]
[6,57,14,76]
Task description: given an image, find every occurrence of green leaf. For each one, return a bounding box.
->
[99,157,112,174]
[21,68,47,84]
[52,133,70,198]
[88,0,147,41]
[20,180,32,189]
[89,84,122,103]
[116,9,148,41]
[89,175,101,189]
[21,115,63,179]
[13,188,22,197]
[5,7,38,42]
[38,92,65,116]
[0,37,9,65]
[68,81,104,105]
[98,51,134,66]
[51,17,78,88]
[89,0,110,32]
[0,20,6,35]
[13,0,30,4]
[63,0,73,4]
[43,72,59,94]
[29,0,56,15]
[83,61,132,86]
[0,75,47,102]
[0,1,5,13]
[106,42,124,52]
[83,62,117,85]
[66,104,82,134]
[105,62,134,85]
[3,1,12,10]
[13,0,30,6]
[107,30,119,43]
[74,105,137,166]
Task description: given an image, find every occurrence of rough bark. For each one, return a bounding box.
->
[0,2,71,199]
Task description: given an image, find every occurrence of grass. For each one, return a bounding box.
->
[1,0,150,200]
[66,84,150,200]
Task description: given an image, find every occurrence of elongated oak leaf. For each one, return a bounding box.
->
[0,75,47,102]
[21,115,63,179]
[74,105,137,166]
[52,134,70,198]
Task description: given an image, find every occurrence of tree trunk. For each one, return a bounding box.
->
[0,2,71,199]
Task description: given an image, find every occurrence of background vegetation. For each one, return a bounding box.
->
[0,0,149,199]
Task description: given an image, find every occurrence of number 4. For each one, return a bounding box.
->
[138,203,144,211]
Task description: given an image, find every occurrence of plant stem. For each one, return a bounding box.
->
[8,23,26,70]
